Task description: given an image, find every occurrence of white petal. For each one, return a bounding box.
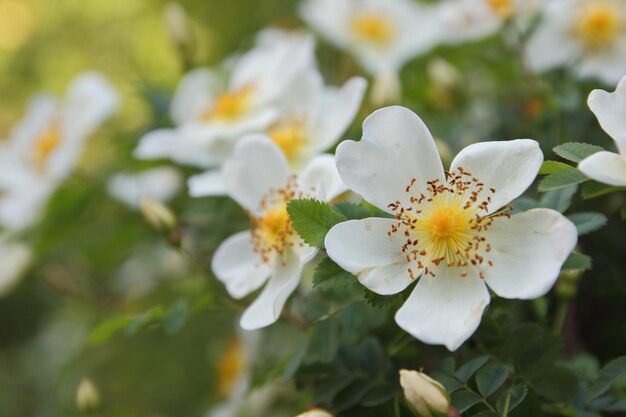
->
[577,40,626,88]
[0,238,31,295]
[188,169,227,197]
[170,68,223,125]
[587,74,626,156]
[395,266,490,351]
[325,218,414,295]
[480,208,577,299]
[335,106,445,213]
[134,128,218,168]
[450,139,543,214]
[578,151,626,187]
[212,231,271,299]
[222,135,290,214]
[107,167,183,209]
[298,154,347,202]
[240,249,303,330]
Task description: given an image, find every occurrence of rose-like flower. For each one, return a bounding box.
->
[526,0,626,85]
[107,167,183,209]
[325,106,577,350]
[212,135,345,330]
[578,74,626,186]
[0,72,118,230]
[400,369,450,417]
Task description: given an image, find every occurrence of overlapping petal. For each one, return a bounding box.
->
[578,151,626,186]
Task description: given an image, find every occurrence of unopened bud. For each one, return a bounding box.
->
[371,70,401,106]
[295,409,334,417]
[76,378,100,413]
[428,58,460,90]
[400,369,450,417]
[556,270,581,301]
[140,198,177,231]
[164,2,191,49]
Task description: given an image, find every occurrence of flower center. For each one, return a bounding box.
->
[268,119,307,161]
[215,339,245,397]
[251,176,306,263]
[388,168,511,279]
[487,0,515,19]
[32,122,61,169]
[573,3,623,50]
[201,84,254,122]
[349,13,395,45]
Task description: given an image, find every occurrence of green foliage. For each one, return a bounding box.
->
[333,201,376,220]
[540,185,578,212]
[539,160,573,175]
[287,198,346,248]
[582,181,626,199]
[568,212,608,235]
[553,143,605,163]
[313,256,359,291]
[588,356,626,401]
[538,168,589,192]
[562,252,593,271]
[496,385,527,415]
[476,364,510,397]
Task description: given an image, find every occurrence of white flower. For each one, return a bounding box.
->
[579,74,626,186]
[295,409,334,417]
[134,29,315,169]
[0,72,118,230]
[107,167,183,209]
[212,135,345,330]
[300,0,440,102]
[400,369,450,417]
[325,106,577,351]
[526,0,626,85]
[188,70,366,197]
[0,234,31,296]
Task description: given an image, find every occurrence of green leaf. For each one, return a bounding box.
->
[621,204,626,220]
[306,318,341,364]
[539,160,573,175]
[568,212,608,235]
[287,198,346,248]
[363,288,404,308]
[496,385,528,414]
[163,300,188,335]
[582,181,626,199]
[313,257,359,291]
[538,168,589,192]
[530,366,578,402]
[562,252,592,271]
[87,315,132,345]
[539,185,577,212]
[553,142,604,163]
[333,201,374,220]
[456,356,490,383]
[476,364,510,397]
[588,356,626,400]
[452,390,482,413]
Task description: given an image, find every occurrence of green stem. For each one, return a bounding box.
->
[501,393,511,417]
[552,300,569,336]
[394,396,401,417]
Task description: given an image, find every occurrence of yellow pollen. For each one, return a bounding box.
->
[268,120,307,160]
[349,13,395,45]
[201,85,254,122]
[215,339,245,397]
[32,123,61,169]
[487,0,515,19]
[573,3,623,50]
[258,203,291,244]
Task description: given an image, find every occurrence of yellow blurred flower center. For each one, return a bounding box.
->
[32,123,61,169]
[268,120,307,160]
[350,13,395,45]
[216,339,245,397]
[388,168,511,279]
[202,85,254,121]
[487,0,515,19]
[574,3,623,50]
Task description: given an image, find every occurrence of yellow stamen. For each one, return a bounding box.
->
[487,0,515,19]
[215,339,245,397]
[268,119,307,160]
[201,85,254,122]
[573,2,623,50]
[350,13,394,45]
[32,123,61,169]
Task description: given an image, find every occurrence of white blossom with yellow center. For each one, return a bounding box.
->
[135,29,316,169]
[579,74,626,186]
[325,106,577,351]
[188,70,366,197]
[212,135,346,330]
[0,72,117,230]
[526,0,626,85]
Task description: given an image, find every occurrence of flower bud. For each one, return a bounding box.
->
[140,198,177,232]
[295,409,334,417]
[400,369,450,417]
[75,378,100,413]
[371,70,401,106]
[164,2,191,49]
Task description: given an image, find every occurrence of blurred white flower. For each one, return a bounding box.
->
[0,234,31,296]
[295,409,334,417]
[135,29,315,170]
[0,72,118,229]
[107,166,183,209]
[300,0,440,102]
[189,71,366,197]
[526,0,626,85]
[76,378,101,413]
[325,106,577,350]
[400,369,450,417]
[579,74,626,186]
[212,135,345,330]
